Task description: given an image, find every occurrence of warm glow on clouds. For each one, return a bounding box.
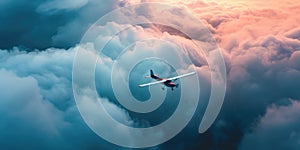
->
[124,0,300,60]
[1,0,300,149]
[122,0,300,149]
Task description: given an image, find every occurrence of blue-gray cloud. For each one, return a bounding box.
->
[239,99,300,150]
[0,69,66,150]
[0,47,144,150]
[0,0,121,49]
[0,20,212,149]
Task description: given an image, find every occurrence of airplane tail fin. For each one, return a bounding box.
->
[150,70,155,78]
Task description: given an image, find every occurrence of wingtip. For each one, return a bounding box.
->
[188,72,196,75]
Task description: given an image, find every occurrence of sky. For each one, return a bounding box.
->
[0,0,300,150]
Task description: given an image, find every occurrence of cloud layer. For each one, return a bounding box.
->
[0,0,121,49]
[240,99,300,150]
[1,0,300,150]
[0,48,141,150]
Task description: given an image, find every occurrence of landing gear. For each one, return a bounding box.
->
[171,87,174,91]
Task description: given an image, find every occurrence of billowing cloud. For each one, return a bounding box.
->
[0,11,213,148]
[0,0,121,49]
[240,99,300,150]
[0,69,66,150]
[122,0,300,149]
[1,0,300,150]
[0,47,149,149]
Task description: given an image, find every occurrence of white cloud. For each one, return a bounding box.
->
[0,47,141,149]
[0,69,67,149]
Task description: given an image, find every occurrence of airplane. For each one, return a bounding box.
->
[138,70,196,91]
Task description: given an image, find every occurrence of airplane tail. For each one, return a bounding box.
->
[149,70,160,79]
[150,70,155,78]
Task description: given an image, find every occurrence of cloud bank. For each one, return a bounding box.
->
[0,0,122,49]
[240,99,300,150]
[0,48,144,150]
[1,0,300,149]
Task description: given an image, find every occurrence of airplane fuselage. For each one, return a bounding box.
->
[139,70,196,91]
[150,71,177,90]
[154,78,176,88]
[139,70,195,91]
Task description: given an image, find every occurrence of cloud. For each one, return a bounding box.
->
[80,19,211,132]
[239,99,300,150]
[0,0,121,49]
[195,2,300,149]
[194,1,300,149]
[290,51,300,70]
[0,47,146,149]
[1,0,300,149]
[120,0,300,149]
[0,69,67,149]
[0,47,74,110]
[0,14,212,148]
[1,22,203,147]
[286,27,300,40]
[37,0,89,14]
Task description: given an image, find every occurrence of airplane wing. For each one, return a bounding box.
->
[138,72,196,87]
[138,79,166,87]
[166,72,196,81]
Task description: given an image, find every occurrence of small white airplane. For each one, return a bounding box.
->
[138,70,196,91]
